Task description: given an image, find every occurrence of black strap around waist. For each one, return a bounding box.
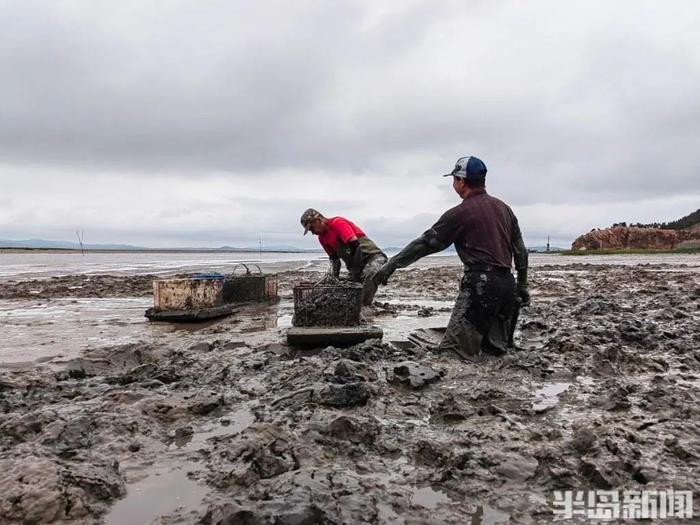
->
[465,263,511,274]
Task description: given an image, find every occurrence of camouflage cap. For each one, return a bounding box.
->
[300,208,323,235]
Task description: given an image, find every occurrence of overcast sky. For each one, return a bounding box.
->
[1,0,699,249]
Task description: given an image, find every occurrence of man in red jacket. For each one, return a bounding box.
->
[301,209,387,306]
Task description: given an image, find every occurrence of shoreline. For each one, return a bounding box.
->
[0,247,323,254]
[5,246,700,257]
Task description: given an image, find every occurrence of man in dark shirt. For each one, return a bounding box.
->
[301,209,387,305]
[374,155,529,359]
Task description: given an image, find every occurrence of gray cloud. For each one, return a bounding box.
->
[1,0,699,248]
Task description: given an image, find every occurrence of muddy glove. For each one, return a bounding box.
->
[373,261,396,286]
[517,268,530,307]
[392,229,446,268]
[330,258,341,278]
[373,229,446,286]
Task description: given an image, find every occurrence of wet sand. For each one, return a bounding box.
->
[1,258,699,523]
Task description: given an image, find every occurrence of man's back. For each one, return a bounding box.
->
[318,216,384,265]
[432,189,523,269]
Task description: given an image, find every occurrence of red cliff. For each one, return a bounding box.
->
[571,226,700,250]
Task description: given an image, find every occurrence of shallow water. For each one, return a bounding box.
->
[0,297,293,366]
[0,300,452,368]
[531,382,571,412]
[105,406,255,525]
[0,251,328,279]
[0,289,452,366]
[104,463,208,525]
[1,251,699,281]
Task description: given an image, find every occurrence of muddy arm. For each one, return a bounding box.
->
[512,219,528,270]
[347,239,363,281]
[511,217,528,280]
[375,208,458,286]
[511,216,530,306]
[329,256,341,278]
[374,229,447,285]
[390,229,446,269]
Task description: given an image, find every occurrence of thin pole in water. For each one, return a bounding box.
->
[76,228,85,256]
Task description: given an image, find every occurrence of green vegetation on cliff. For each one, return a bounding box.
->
[626,208,700,230]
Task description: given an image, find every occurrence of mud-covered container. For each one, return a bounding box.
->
[225,264,278,303]
[292,278,363,327]
[153,275,226,311]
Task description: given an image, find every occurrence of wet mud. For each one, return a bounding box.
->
[1,260,699,523]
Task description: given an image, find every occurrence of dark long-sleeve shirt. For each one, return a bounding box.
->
[430,189,528,270]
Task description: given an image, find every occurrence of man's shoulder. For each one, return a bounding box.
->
[327,216,350,226]
[433,203,462,228]
[483,192,505,203]
[480,193,514,214]
[443,201,465,216]
[326,217,363,241]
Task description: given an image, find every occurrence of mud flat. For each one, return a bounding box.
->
[1,259,699,523]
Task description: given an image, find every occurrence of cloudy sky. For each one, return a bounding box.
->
[1,0,699,249]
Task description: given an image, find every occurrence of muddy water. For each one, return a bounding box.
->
[0,291,450,368]
[0,297,294,367]
[1,254,699,524]
[4,250,696,281]
[104,464,207,525]
[105,408,255,525]
[0,251,329,280]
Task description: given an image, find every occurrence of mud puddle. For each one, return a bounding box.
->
[104,462,207,525]
[531,382,571,412]
[0,297,294,367]
[107,407,255,525]
[371,296,452,342]
[377,298,455,309]
[467,504,511,525]
[411,485,451,509]
[169,407,255,451]
[0,297,151,365]
[377,314,450,342]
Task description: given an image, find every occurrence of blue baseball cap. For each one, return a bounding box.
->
[443,156,487,179]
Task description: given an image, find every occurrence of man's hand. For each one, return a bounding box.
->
[373,262,395,286]
[516,268,530,307]
[517,283,530,307]
[349,268,362,282]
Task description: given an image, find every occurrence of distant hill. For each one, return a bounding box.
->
[216,245,317,252]
[613,208,700,231]
[0,239,145,250]
[0,239,319,252]
[662,208,700,230]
